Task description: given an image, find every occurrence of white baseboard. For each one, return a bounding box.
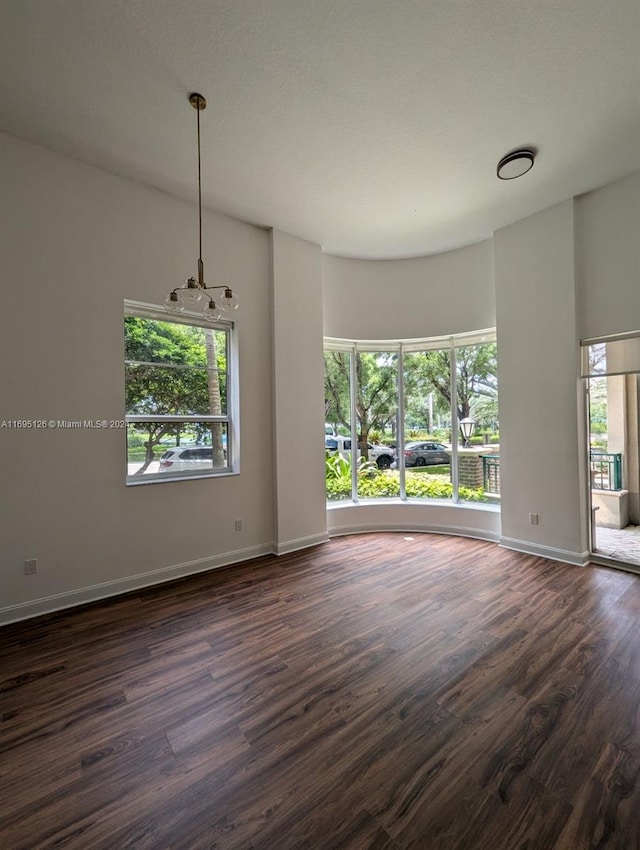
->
[0,543,273,626]
[499,536,590,566]
[329,522,500,543]
[275,532,329,555]
[11,530,583,627]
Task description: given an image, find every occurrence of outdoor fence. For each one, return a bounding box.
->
[477,451,623,497]
[590,451,622,491]
[482,454,500,495]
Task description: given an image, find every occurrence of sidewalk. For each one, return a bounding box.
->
[594,524,640,565]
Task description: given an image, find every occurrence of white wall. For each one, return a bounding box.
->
[495,200,588,563]
[327,502,500,542]
[4,126,638,623]
[0,132,275,621]
[322,240,495,340]
[271,230,328,552]
[576,172,640,341]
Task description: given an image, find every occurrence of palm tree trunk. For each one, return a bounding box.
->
[205,329,226,465]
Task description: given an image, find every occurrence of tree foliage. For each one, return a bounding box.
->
[324,343,498,446]
[125,317,226,473]
[404,344,498,429]
[324,351,398,456]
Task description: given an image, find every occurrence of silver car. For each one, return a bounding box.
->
[404,441,450,467]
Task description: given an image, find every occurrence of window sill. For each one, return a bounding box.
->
[326,498,501,542]
[327,497,500,512]
[126,469,239,486]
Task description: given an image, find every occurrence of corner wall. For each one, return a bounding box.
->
[271,230,328,552]
[576,172,640,340]
[494,200,588,563]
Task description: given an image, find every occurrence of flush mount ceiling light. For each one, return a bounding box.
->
[496,149,535,180]
[165,93,239,321]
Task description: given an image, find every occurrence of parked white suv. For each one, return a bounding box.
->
[325,434,395,470]
[159,445,218,473]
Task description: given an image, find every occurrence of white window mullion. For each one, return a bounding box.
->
[398,342,406,501]
[349,347,359,503]
[450,340,459,503]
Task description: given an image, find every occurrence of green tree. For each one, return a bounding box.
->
[125,318,225,473]
[325,343,498,451]
[403,351,451,432]
[324,352,351,434]
[205,330,226,466]
[405,344,497,427]
[324,351,398,456]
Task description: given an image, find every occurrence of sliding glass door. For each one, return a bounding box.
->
[582,334,640,568]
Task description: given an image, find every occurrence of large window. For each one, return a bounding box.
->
[124,303,237,484]
[324,331,498,504]
[324,351,353,502]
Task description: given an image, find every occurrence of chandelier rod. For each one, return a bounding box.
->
[164,92,239,319]
[194,93,205,285]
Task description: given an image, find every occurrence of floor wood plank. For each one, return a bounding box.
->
[2,533,640,848]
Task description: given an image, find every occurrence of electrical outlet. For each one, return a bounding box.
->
[24,559,38,575]
[235,519,242,531]
[529,513,539,525]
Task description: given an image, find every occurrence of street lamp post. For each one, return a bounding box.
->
[459,417,476,448]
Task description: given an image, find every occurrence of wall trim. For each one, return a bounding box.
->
[11,530,583,626]
[0,543,273,626]
[499,536,590,567]
[329,522,500,543]
[275,532,330,555]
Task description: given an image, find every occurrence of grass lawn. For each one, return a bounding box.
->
[406,464,451,475]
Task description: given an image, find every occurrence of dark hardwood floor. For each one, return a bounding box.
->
[2,533,640,849]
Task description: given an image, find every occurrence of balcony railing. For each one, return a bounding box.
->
[590,451,622,491]
[480,452,622,495]
[482,454,500,495]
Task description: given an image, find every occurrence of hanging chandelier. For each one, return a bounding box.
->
[165,93,239,321]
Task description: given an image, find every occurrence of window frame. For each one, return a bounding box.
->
[324,328,497,504]
[124,300,240,485]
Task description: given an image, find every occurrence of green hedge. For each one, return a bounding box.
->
[327,470,487,502]
[468,434,500,446]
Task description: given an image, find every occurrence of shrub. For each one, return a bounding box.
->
[326,468,487,502]
[325,451,350,480]
[463,433,500,445]
[325,452,380,499]
[408,430,440,441]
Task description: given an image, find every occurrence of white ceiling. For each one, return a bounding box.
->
[1,0,639,259]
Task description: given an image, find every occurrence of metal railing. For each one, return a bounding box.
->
[479,452,622,495]
[590,451,622,491]
[482,454,500,494]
